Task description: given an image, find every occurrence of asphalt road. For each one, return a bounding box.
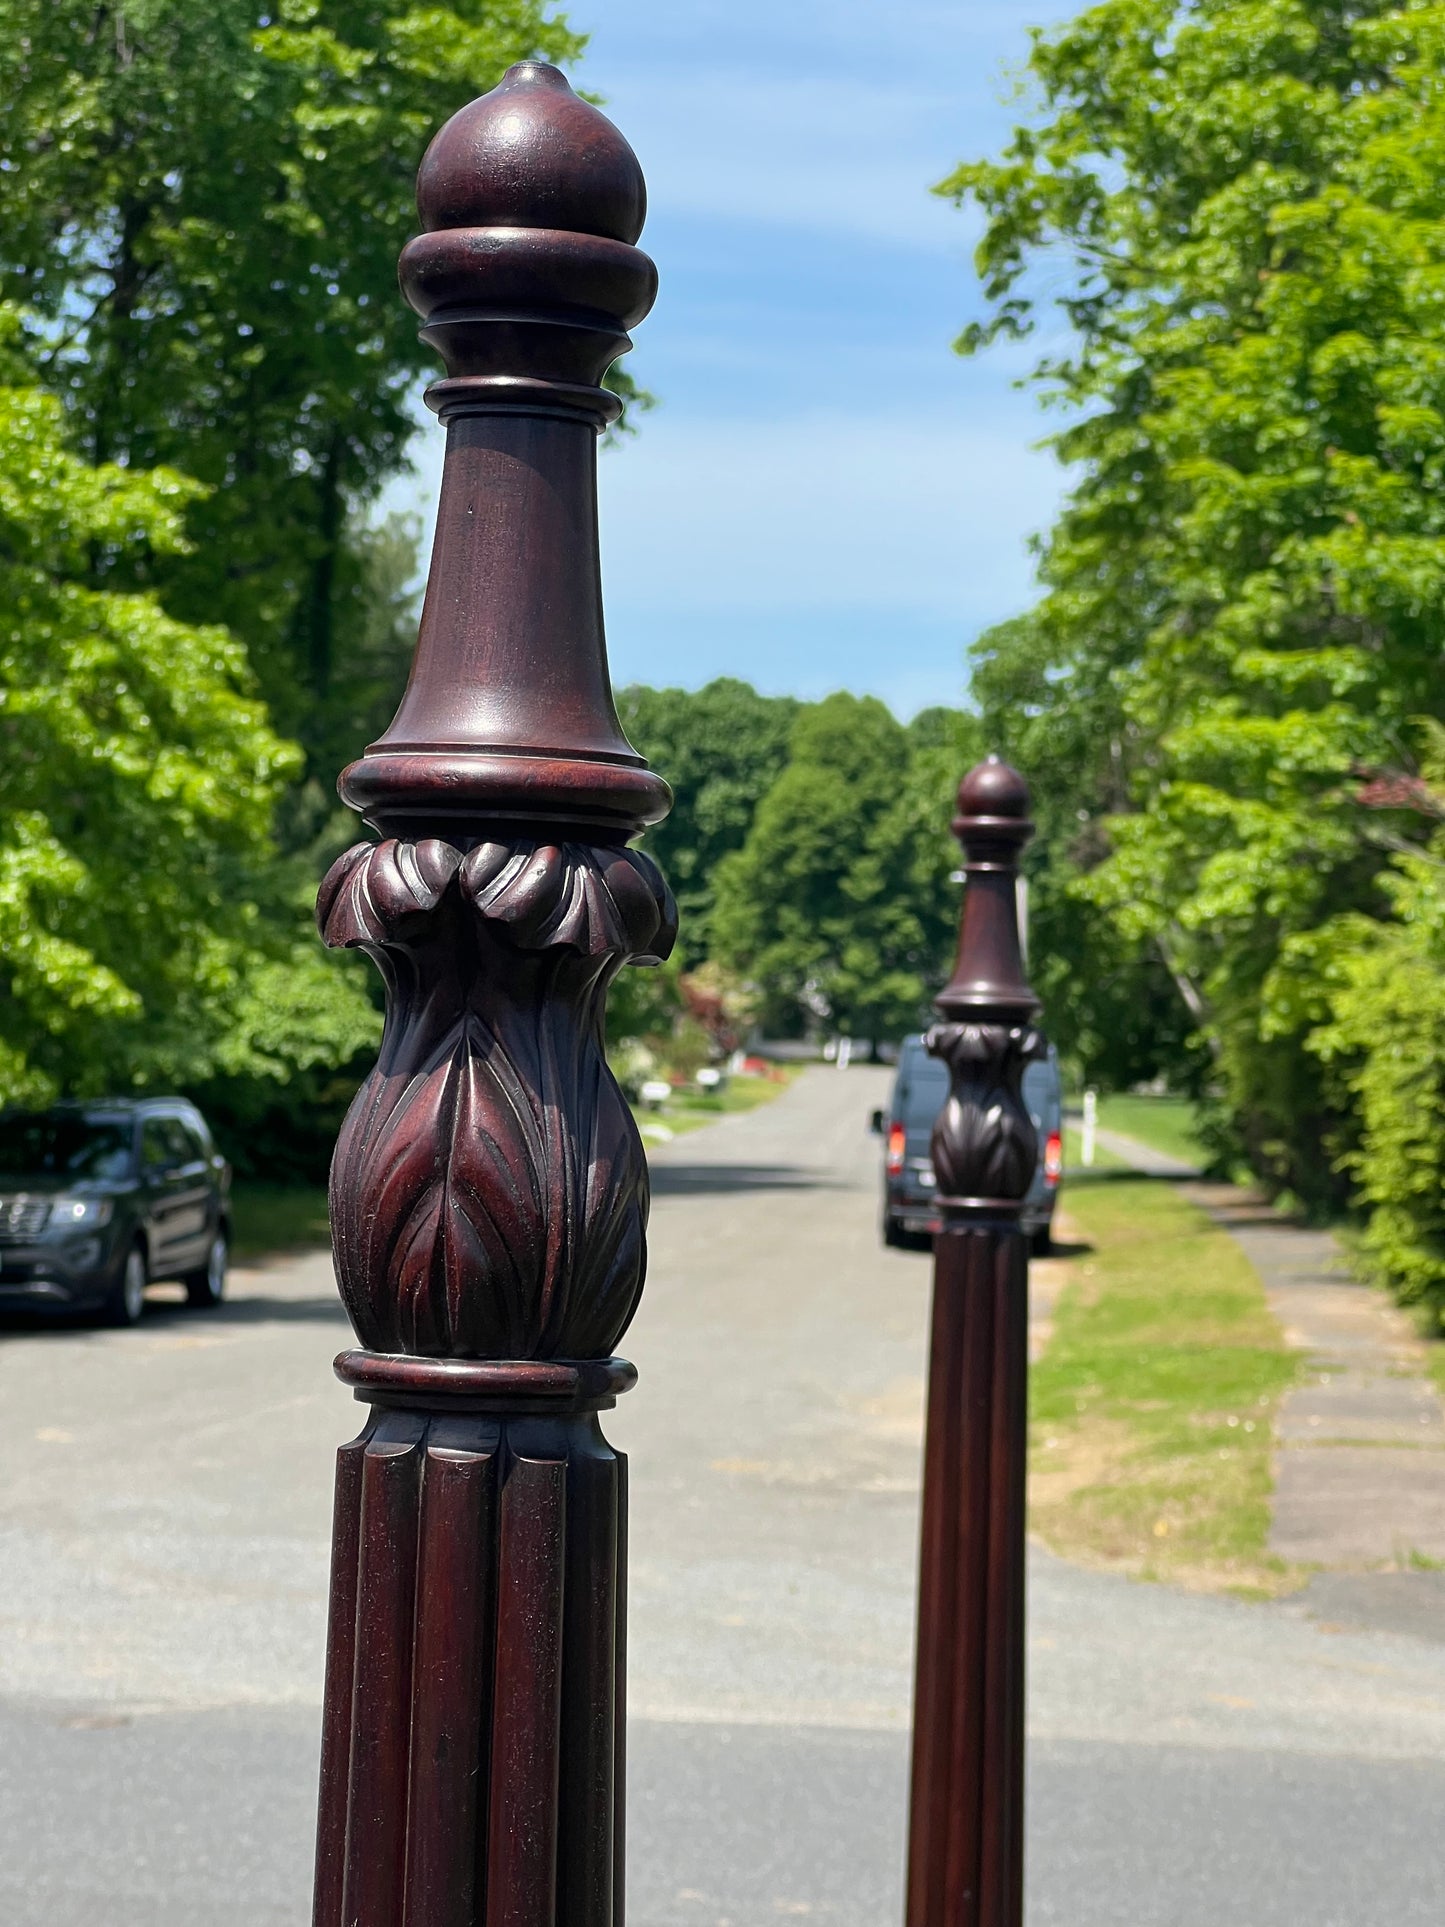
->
[2,1066,1443,1924]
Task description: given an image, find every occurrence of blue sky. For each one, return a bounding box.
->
[392,1,1078,716]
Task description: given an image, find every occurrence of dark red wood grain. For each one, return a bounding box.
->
[343,1420,426,1927]
[310,59,666,1927]
[486,1446,567,1927]
[405,1424,499,1925]
[313,1435,366,1927]
[905,760,1043,1927]
[557,1426,623,1927]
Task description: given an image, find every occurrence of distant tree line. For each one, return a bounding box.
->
[616,681,984,1051]
[947,0,1445,1325]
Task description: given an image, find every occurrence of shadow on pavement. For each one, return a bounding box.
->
[149,1292,349,1328]
[1064,1168,1185,1189]
[649,1162,843,1196]
[0,1288,350,1340]
[1044,1237,1095,1261]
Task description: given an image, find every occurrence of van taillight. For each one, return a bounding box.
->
[887,1124,906,1176]
[1044,1130,1063,1184]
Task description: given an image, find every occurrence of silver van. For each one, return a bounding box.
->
[873,1033,1063,1252]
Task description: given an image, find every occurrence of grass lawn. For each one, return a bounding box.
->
[631,1066,798,1141]
[1062,1123,1129,1174]
[1032,1174,1300,1596]
[1094,1093,1205,1167]
[229,1182,331,1262]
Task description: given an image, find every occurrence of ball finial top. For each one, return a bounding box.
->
[399,61,656,419]
[416,62,646,243]
[936,754,1039,1029]
[957,753,1031,822]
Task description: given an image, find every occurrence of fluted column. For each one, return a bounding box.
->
[904,758,1043,1927]
[309,62,672,1927]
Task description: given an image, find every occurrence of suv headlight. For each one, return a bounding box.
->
[51,1197,114,1228]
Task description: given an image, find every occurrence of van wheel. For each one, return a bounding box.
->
[104,1244,148,1327]
[185,1231,228,1309]
[883,1212,906,1248]
[1031,1226,1053,1256]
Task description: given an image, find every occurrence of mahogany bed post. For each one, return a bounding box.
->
[904,757,1042,1927]
[310,63,673,1927]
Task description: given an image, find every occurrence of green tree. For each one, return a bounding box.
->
[970,613,1206,1096]
[0,312,377,1108]
[710,695,972,1043]
[1,0,582,776]
[1310,728,1445,1327]
[945,0,1445,1201]
[278,509,423,864]
[617,678,800,962]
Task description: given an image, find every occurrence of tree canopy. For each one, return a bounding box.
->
[0,308,376,1106]
[948,0,1445,1311]
[709,695,980,1042]
[2,0,581,778]
[0,1,588,1164]
[616,679,801,963]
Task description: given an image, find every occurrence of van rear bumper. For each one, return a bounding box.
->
[888,1187,1056,1240]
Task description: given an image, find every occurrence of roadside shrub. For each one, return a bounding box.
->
[1312,847,1445,1331]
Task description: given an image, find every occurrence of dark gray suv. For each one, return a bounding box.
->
[0,1100,231,1326]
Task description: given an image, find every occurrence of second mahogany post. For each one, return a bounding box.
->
[310,63,672,1927]
[904,757,1044,1927]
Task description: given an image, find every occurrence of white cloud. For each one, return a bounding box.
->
[597,67,976,251]
[577,1,1083,251]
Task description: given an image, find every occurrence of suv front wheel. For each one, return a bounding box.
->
[185,1230,228,1309]
[104,1243,148,1327]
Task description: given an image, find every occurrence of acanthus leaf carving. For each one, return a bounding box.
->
[316,837,465,948]
[460,837,675,960]
[926,1020,1047,1204]
[316,835,674,1359]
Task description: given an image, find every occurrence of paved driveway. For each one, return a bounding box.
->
[1,1067,1442,1923]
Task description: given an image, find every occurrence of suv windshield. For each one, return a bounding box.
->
[0,1114,135,1183]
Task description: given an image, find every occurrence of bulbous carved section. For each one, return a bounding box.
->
[316,837,676,1359]
[926,1021,1047,1205]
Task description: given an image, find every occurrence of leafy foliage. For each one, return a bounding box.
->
[616,679,801,964]
[1311,728,1445,1326]
[709,695,981,1041]
[0,0,582,773]
[946,0,1445,1209]
[0,316,377,1109]
[0,1,596,1172]
[970,614,1206,1095]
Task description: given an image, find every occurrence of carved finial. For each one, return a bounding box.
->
[956,750,1031,827]
[309,75,666,1927]
[939,754,1038,1019]
[342,60,667,837]
[399,61,657,425]
[415,62,646,242]
[927,755,1044,1209]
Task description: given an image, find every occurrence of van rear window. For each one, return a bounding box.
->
[899,1059,949,1123]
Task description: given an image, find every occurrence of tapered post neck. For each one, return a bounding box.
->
[935,754,1039,1026]
[339,61,668,839]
